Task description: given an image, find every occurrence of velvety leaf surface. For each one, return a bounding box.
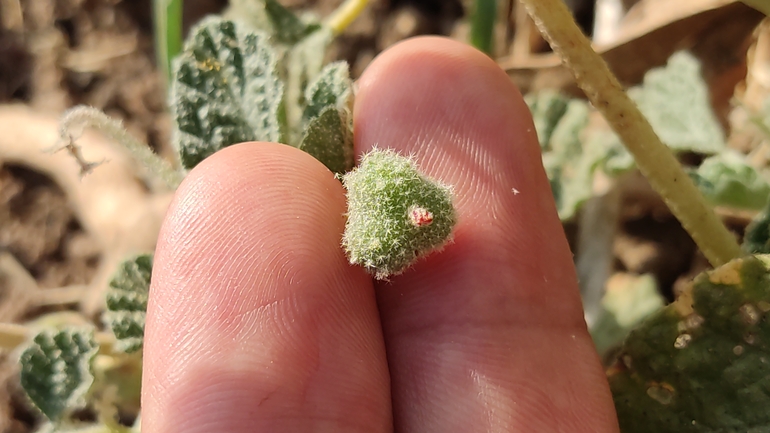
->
[171,17,286,169]
[303,61,353,122]
[20,329,98,422]
[602,51,726,155]
[283,27,334,143]
[264,0,321,44]
[298,106,353,174]
[694,152,770,211]
[103,254,152,353]
[525,91,569,150]
[610,255,770,432]
[591,274,665,357]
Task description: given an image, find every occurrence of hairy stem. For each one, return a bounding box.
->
[519,0,742,267]
[59,106,185,190]
[325,0,369,35]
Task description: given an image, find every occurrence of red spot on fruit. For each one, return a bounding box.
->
[409,206,433,227]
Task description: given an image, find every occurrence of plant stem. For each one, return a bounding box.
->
[470,0,497,55]
[60,106,185,190]
[325,0,370,35]
[153,0,184,82]
[519,0,742,267]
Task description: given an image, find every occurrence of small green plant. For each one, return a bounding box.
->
[103,254,152,354]
[20,329,99,424]
[3,0,769,431]
[6,2,457,430]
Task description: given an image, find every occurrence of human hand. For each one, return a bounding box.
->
[141,37,620,432]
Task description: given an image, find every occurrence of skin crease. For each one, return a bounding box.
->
[142,37,620,432]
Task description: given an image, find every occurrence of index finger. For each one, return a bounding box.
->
[354,37,620,432]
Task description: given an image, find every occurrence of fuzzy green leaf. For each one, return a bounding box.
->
[171,17,286,169]
[295,61,354,172]
[298,106,353,174]
[610,255,770,432]
[103,254,151,353]
[541,100,601,220]
[525,91,569,150]
[224,0,321,44]
[744,199,770,254]
[20,329,99,422]
[634,52,725,153]
[284,27,334,144]
[264,0,321,44]
[303,61,353,122]
[528,93,635,221]
[602,51,726,155]
[342,149,457,279]
[590,274,665,357]
[693,152,770,211]
[529,51,726,221]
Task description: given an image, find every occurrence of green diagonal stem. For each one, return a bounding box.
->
[153,0,184,82]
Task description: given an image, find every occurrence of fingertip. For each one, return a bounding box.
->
[352,38,618,431]
[355,36,577,320]
[143,142,390,433]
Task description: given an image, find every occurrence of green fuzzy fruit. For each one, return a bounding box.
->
[342,148,457,279]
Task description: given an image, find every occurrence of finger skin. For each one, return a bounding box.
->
[141,143,391,433]
[354,37,619,432]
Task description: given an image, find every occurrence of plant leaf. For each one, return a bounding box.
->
[603,51,726,155]
[295,61,354,172]
[283,27,334,144]
[590,274,665,357]
[299,106,353,174]
[541,100,600,220]
[20,328,99,422]
[634,52,725,153]
[610,255,770,432]
[264,0,321,44]
[525,90,569,150]
[743,195,770,254]
[342,149,457,279]
[103,254,152,353]
[171,17,286,169]
[303,61,353,122]
[693,151,770,211]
